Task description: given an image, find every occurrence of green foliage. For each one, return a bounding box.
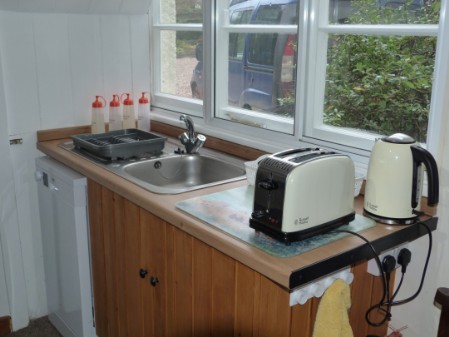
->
[324,0,440,143]
[174,0,202,55]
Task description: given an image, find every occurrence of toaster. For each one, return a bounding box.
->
[249,148,355,243]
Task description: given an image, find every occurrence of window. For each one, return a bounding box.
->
[150,0,441,157]
[304,0,440,150]
[150,0,203,115]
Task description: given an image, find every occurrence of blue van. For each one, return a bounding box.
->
[190,0,298,114]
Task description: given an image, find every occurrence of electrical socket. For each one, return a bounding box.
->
[366,243,410,276]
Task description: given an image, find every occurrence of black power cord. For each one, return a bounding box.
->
[333,221,433,327]
[364,254,396,327]
[332,228,390,326]
[390,221,432,306]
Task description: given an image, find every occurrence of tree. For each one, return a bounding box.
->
[324,0,440,142]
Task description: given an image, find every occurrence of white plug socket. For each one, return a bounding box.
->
[366,243,410,276]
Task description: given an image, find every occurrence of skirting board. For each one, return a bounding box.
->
[0,316,11,336]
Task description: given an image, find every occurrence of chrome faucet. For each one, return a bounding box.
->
[179,115,206,154]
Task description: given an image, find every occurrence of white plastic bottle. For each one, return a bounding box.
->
[108,94,122,131]
[91,96,106,134]
[121,93,136,129]
[137,92,151,132]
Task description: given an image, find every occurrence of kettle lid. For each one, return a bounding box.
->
[382,133,415,144]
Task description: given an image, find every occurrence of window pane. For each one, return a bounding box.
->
[228,2,297,25]
[216,0,298,133]
[230,9,253,24]
[160,0,202,24]
[329,0,440,24]
[227,32,297,118]
[324,34,436,143]
[160,31,203,99]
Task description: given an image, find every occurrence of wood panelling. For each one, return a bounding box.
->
[152,121,267,160]
[36,125,92,142]
[141,209,169,337]
[123,200,143,337]
[211,250,236,337]
[234,262,259,337]
[173,229,194,336]
[87,179,390,337]
[192,240,213,336]
[0,316,11,337]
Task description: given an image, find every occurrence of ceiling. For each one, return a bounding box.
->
[0,0,151,14]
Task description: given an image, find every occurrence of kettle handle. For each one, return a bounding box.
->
[411,145,439,207]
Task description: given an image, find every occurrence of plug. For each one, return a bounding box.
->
[382,255,397,274]
[397,248,412,273]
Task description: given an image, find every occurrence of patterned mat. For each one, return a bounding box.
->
[176,185,375,258]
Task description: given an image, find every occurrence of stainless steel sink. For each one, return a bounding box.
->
[120,153,246,194]
[61,138,247,194]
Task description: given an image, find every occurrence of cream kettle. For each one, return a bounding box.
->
[364,133,439,224]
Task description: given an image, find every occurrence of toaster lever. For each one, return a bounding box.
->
[258,180,277,191]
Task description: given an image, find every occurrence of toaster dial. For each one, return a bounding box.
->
[251,210,265,219]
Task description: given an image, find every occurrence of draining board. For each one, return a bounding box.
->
[72,129,166,160]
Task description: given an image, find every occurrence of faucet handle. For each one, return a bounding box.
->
[191,134,206,153]
[179,132,190,145]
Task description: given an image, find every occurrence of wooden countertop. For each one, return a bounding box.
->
[36,132,437,291]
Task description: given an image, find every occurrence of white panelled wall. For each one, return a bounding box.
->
[0,11,150,331]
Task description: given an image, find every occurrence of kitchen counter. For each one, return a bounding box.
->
[36,130,437,291]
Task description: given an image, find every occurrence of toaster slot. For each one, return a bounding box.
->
[274,148,320,159]
[288,151,336,163]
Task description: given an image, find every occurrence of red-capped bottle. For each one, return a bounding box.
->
[108,94,122,131]
[91,96,106,134]
[121,93,136,129]
[137,92,150,132]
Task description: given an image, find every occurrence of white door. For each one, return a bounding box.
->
[0,44,29,329]
[0,240,9,317]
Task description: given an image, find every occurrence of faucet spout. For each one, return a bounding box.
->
[180,115,195,141]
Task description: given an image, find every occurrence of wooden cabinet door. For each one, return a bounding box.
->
[89,179,173,337]
[88,179,389,337]
[88,180,145,337]
[140,209,170,337]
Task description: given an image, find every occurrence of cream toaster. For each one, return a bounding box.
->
[249,148,355,243]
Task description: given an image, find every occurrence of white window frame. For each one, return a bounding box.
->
[149,0,204,118]
[214,1,299,135]
[303,0,439,152]
[149,0,445,168]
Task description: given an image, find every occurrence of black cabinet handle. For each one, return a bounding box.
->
[139,269,148,279]
[150,276,159,287]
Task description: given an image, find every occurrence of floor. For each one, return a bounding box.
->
[7,317,61,337]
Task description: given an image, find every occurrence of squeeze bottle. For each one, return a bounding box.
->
[122,93,136,129]
[137,92,151,132]
[108,94,122,131]
[91,96,106,134]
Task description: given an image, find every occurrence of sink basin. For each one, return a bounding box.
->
[120,154,246,194]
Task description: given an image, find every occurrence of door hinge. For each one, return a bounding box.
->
[9,138,23,145]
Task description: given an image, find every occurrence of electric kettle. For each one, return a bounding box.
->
[364,133,439,224]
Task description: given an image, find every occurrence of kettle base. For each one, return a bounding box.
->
[363,209,418,225]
